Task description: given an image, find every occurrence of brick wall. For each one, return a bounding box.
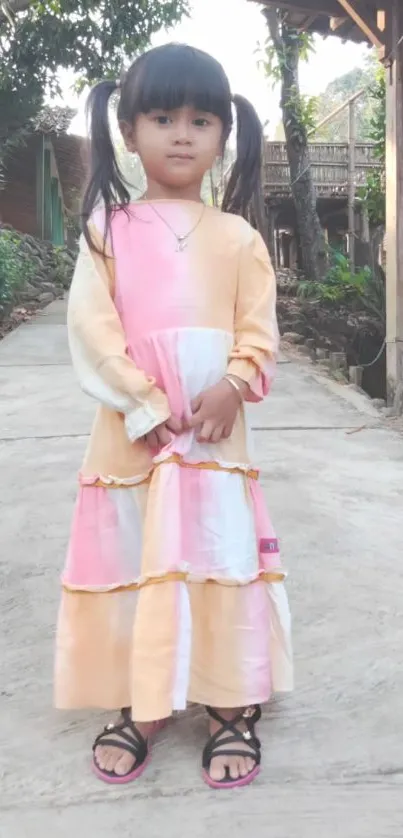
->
[0,136,39,236]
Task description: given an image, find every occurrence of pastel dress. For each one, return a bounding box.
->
[55,201,293,721]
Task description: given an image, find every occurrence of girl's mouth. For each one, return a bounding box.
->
[167,153,195,160]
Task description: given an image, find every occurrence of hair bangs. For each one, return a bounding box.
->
[135,45,232,126]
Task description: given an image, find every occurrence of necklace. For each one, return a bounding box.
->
[148,203,206,252]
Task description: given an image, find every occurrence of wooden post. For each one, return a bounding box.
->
[275,229,281,269]
[35,134,45,239]
[348,100,356,271]
[43,147,52,241]
[361,204,370,243]
[386,0,403,410]
[308,87,364,138]
[266,206,276,266]
[289,236,298,270]
[280,234,288,268]
[336,0,385,50]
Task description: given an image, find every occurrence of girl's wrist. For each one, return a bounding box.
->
[223,374,247,403]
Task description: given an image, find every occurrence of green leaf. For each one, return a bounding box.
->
[1,0,189,154]
[297,246,385,325]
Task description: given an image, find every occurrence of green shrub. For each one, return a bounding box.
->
[0,230,35,306]
[297,249,385,326]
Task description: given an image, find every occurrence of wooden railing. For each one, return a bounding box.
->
[264,141,379,197]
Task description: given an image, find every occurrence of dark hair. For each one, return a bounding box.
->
[82,43,264,250]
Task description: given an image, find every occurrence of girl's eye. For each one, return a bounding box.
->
[194,118,210,127]
[154,115,171,125]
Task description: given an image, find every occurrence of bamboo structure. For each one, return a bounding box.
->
[264,141,378,196]
[251,0,403,409]
[347,100,356,269]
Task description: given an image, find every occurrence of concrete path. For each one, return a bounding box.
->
[1,300,402,837]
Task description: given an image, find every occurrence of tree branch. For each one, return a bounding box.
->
[0,1,32,25]
[263,7,282,54]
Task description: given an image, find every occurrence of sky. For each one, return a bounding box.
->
[69,0,369,137]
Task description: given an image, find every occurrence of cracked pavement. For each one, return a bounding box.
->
[0,299,402,837]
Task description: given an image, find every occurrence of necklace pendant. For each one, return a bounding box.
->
[149,203,206,253]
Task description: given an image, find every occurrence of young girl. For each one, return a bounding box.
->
[55,43,293,790]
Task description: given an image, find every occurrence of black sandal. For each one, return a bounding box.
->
[202,705,262,788]
[92,707,162,784]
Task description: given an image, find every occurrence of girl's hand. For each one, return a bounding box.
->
[187,377,249,443]
[143,414,183,449]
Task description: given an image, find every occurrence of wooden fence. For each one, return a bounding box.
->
[264,142,379,197]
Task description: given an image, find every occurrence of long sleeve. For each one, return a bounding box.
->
[67,232,170,441]
[227,228,279,402]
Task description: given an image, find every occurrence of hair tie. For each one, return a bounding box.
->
[115,79,121,90]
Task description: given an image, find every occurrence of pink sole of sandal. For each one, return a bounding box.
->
[92,719,166,785]
[202,764,261,790]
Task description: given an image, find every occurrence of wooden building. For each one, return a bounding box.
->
[251,0,403,409]
[264,139,380,268]
[0,106,86,247]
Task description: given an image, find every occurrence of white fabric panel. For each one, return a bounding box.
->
[145,464,260,582]
[172,582,192,710]
[176,327,233,399]
[267,582,294,692]
[108,488,144,584]
[195,470,258,580]
[162,326,255,466]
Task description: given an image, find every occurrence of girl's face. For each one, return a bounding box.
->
[121,106,223,199]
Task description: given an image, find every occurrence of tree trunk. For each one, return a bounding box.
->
[264,10,327,281]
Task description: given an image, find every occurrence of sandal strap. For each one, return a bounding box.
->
[207,748,260,761]
[208,732,261,750]
[92,736,144,761]
[204,706,261,744]
[203,735,261,764]
[92,707,147,764]
[203,705,261,771]
[205,705,261,727]
[205,706,243,726]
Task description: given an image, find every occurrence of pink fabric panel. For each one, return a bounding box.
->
[124,329,235,455]
[248,479,282,572]
[63,469,283,591]
[111,205,203,338]
[63,487,142,589]
[130,330,185,420]
[239,580,272,699]
[63,488,120,588]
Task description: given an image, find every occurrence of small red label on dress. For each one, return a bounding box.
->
[259,538,279,554]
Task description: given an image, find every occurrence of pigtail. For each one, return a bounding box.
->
[82,80,130,253]
[222,94,264,234]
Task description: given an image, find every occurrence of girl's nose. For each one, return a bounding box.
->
[173,120,192,144]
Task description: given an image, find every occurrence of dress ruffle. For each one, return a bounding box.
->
[63,460,283,591]
[55,580,293,718]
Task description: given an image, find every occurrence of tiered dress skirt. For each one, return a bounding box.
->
[55,328,293,720]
